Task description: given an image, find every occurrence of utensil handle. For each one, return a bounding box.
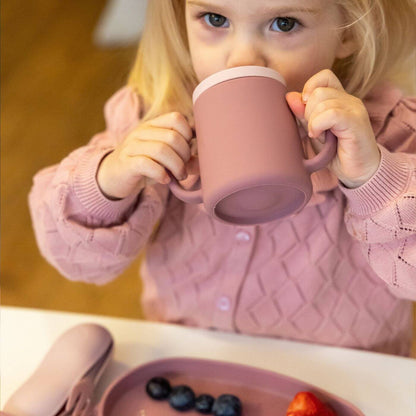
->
[3,324,113,416]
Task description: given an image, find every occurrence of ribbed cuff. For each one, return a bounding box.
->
[72,148,138,222]
[340,145,410,216]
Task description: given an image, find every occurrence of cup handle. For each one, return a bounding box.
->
[303,131,337,173]
[168,171,204,204]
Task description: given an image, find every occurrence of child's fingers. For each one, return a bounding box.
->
[127,140,188,181]
[189,138,198,157]
[285,92,308,133]
[302,69,344,102]
[146,112,193,142]
[303,88,343,121]
[186,138,200,175]
[286,92,305,119]
[186,156,200,176]
[130,155,171,185]
[308,107,350,139]
[129,126,192,163]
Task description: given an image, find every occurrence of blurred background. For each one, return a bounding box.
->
[1,0,147,319]
[1,0,415,356]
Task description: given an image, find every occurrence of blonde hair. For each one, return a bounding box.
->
[129,0,416,120]
[333,0,416,97]
[128,0,197,121]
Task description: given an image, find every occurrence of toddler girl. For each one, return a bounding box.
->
[29,0,416,356]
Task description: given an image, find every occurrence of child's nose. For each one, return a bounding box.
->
[226,40,266,68]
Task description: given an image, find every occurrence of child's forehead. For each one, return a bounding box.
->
[186,0,326,14]
[185,0,325,6]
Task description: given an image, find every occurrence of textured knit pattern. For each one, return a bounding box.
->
[29,84,416,356]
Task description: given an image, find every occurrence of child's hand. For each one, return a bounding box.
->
[97,112,194,199]
[286,69,380,188]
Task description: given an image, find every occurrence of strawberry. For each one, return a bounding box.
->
[286,392,337,416]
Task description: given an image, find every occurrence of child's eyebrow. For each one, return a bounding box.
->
[187,1,321,16]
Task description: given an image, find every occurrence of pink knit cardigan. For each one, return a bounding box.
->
[29,83,416,356]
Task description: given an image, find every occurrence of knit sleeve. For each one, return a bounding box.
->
[341,96,416,300]
[28,87,169,284]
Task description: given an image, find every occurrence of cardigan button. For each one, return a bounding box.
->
[217,296,231,311]
[235,230,251,242]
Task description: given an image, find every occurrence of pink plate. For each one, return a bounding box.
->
[96,357,364,416]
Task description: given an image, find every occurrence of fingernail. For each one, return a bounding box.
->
[302,93,309,103]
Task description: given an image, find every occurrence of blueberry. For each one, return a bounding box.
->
[169,385,196,411]
[195,394,215,414]
[145,377,171,400]
[212,394,242,416]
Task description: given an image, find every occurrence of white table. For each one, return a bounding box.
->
[1,306,415,415]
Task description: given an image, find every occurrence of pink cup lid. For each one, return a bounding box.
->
[193,66,286,104]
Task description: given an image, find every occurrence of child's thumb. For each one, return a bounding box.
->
[286,91,309,135]
[285,91,306,120]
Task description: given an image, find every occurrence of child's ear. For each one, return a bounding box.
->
[336,28,356,59]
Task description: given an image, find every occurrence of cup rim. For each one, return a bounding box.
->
[192,66,286,103]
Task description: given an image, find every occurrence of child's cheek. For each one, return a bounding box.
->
[280,40,340,92]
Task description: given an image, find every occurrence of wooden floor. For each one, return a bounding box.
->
[1,0,143,319]
[1,0,415,356]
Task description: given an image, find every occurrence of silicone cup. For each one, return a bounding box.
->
[168,66,337,224]
[168,131,336,203]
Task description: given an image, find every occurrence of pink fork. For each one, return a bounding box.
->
[64,378,95,416]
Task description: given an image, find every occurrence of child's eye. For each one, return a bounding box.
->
[203,13,229,28]
[270,17,299,32]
